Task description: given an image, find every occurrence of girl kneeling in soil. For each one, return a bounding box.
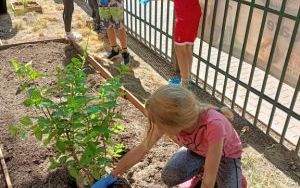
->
[92,85,247,188]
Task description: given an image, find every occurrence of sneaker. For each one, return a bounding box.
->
[66,32,83,41]
[122,51,130,65]
[168,76,182,86]
[107,46,121,60]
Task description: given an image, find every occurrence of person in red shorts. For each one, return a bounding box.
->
[171,0,202,88]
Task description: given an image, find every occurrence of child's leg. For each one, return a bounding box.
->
[107,26,118,47]
[118,25,128,49]
[63,0,74,33]
[187,44,193,78]
[217,158,243,188]
[173,0,201,87]
[161,147,205,187]
[175,44,190,88]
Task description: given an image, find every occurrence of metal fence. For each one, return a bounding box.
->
[123,0,300,155]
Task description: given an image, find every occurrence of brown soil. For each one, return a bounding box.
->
[0,41,177,188]
[0,42,78,188]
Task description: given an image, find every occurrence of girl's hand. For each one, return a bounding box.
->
[91,174,117,188]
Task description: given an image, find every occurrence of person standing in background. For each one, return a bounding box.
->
[98,0,130,64]
[63,0,82,40]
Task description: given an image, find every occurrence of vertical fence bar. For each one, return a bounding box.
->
[159,0,164,56]
[296,136,300,154]
[134,0,137,37]
[165,0,171,60]
[129,0,133,34]
[154,0,158,50]
[242,0,271,117]
[143,2,147,44]
[281,75,300,145]
[269,7,300,139]
[231,0,255,109]
[125,0,129,33]
[212,0,230,96]
[204,0,219,91]
[149,1,152,48]
[221,1,242,103]
[253,0,287,127]
[196,0,209,85]
[139,1,142,40]
[170,3,175,64]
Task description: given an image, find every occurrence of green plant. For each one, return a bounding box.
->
[9,54,128,186]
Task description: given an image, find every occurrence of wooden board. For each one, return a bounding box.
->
[0,146,13,188]
[0,38,68,50]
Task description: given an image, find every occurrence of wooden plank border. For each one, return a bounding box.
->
[0,145,13,188]
[0,37,68,50]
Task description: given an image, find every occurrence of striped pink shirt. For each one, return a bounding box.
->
[177,109,242,159]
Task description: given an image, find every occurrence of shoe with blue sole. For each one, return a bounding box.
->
[168,77,182,86]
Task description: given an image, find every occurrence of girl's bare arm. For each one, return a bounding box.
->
[201,139,223,188]
[111,125,163,176]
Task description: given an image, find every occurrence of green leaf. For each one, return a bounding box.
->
[58,155,69,163]
[33,125,43,141]
[43,131,56,145]
[102,101,117,109]
[49,157,61,169]
[86,142,97,156]
[11,60,20,72]
[113,123,124,132]
[86,105,106,115]
[91,165,101,180]
[23,98,34,107]
[80,153,92,167]
[56,140,66,153]
[20,116,33,126]
[9,124,19,137]
[38,117,52,128]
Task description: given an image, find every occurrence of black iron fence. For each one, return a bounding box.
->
[123,0,300,155]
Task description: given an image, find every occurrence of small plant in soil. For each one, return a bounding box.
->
[9,53,128,187]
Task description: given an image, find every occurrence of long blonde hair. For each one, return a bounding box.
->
[145,85,233,139]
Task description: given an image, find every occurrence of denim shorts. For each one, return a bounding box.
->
[161,147,243,188]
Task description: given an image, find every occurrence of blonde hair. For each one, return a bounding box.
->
[145,85,234,140]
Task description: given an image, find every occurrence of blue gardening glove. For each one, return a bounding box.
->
[140,0,150,5]
[91,174,117,188]
[99,0,109,6]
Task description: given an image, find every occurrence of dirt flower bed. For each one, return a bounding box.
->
[0,41,180,188]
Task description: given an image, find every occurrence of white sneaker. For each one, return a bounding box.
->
[66,31,83,41]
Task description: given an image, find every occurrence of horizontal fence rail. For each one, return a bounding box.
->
[123,0,300,155]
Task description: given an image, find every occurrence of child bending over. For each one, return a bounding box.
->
[92,85,247,188]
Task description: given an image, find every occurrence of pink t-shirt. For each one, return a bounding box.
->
[176,109,242,159]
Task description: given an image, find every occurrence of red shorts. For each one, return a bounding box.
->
[174,0,202,45]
